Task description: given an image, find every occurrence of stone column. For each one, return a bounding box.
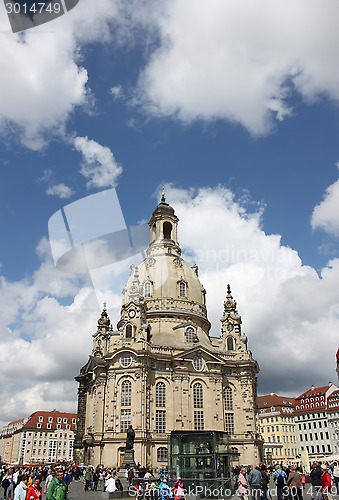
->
[73,382,88,463]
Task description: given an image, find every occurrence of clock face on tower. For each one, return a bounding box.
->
[128,309,136,318]
[227,323,234,332]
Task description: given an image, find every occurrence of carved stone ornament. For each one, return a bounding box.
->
[145,257,156,268]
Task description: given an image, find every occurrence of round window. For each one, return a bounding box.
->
[120,355,132,368]
[193,356,204,371]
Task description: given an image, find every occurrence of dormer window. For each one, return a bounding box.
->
[144,281,152,298]
[179,281,186,297]
[185,327,197,343]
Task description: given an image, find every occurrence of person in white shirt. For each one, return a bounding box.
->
[105,475,117,493]
[13,474,29,500]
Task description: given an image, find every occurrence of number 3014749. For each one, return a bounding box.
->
[5,2,62,14]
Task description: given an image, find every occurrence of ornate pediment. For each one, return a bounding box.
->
[173,346,223,364]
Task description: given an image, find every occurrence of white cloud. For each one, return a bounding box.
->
[111,85,123,100]
[2,0,339,148]
[311,168,339,237]
[0,0,123,149]
[46,183,75,199]
[74,136,122,189]
[135,0,339,135]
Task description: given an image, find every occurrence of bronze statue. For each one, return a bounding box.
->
[125,424,135,450]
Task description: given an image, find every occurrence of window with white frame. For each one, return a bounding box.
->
[121,380,132,407]
[48,439,57,460]
[155,410,166,434]
[157,447,168,462]
[68,440,74,460]
[194,410,204,430]
[185,327,196,343]
[120,355,132,368]
[120,409,131,433]
[156,382,166,408]
[193,383,204,408]
[223,387,233,410]
[225,413,235,434]
[193,356,203,371]
[179,281,186,297]
[144,281,152,298]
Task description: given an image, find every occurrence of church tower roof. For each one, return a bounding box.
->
[151,187,175,217]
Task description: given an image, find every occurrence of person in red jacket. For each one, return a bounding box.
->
[26,477,42,500]
[320,465,332,500]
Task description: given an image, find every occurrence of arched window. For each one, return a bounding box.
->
[179,281,186,297]
[144,281,152,298]
[155,382,166,433]
[157,447,168,462]
[163,221,172,239]
[121,380,132,406]
[193,383,203,408]
[223,387,233,411]
[185,327,196,342]
[125,324,133,339]
[226,337,234,351]
[156,382,166,408]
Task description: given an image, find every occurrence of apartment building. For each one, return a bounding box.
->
[0,410,77,465]
[294,383,338,461]
[258,393,297,464]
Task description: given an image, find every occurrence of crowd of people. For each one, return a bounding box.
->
[0,463,177,500]
[2,460,339,500]
[0,465,72,500]
[233,461,339,500]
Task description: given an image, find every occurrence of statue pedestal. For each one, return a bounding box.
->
[120,449,136,470]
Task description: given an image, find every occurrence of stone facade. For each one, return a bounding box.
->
[74,195,262,468]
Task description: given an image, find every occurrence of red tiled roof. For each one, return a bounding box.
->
[295,385,329,400]
[294,385,330,413]
[257,393,295,411]
[7,418,25,426]
[22,411,77,431]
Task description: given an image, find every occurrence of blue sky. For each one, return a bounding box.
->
[0,0,339,425]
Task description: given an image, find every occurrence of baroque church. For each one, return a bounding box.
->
[74,194,262,468]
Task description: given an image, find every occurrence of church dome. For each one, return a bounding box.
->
[120,193,211,346]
